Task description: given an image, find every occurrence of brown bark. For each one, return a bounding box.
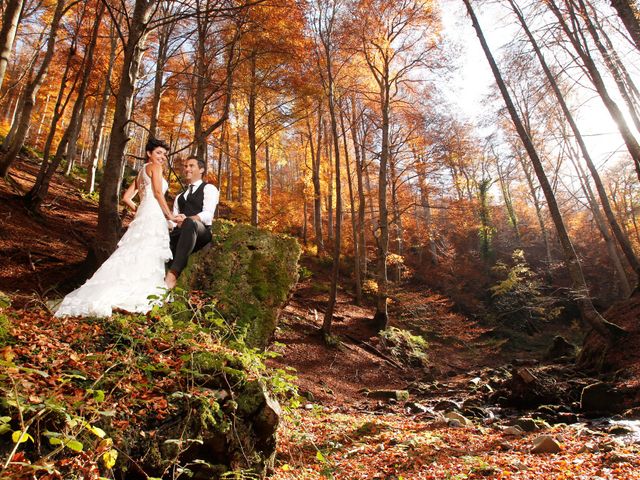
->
[248,53,259,226]
[308,107,324,254]
[509,0,640,287]
[341,105,362,304]
[349,95,367,277]
[265,142,271,202]
[609,0,640,51]
[464,0,625,339]
[547,0,640,183]
[27,3,104,210]
[0,0,24,91]
[0,0,67,177]
[89,0,156,268]
[86,23,117,194]
[148,12,174,138]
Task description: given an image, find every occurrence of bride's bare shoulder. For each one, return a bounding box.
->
[146,162,162,176]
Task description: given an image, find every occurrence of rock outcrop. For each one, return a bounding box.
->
[181,220,301,350]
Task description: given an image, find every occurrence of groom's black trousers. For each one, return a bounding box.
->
[168,218,212,275]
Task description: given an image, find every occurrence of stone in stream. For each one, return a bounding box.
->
[608,424,633,435]
[444,411,472,426]
[515,417,539,432]
[433,400,460,411]
[544,335,577,361]
[530,435,562,454]
[367,390,410,402]
[468,377,482,387]
[502,425,525,436]
[405,402,429,414]
[462,406,487,418]
[623,406,640,418]
[533,405,577,425]
[580,382,624,414]
[577,442,597,454]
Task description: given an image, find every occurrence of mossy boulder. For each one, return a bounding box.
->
[180,220,301,349]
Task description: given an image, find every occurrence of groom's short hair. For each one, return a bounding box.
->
[145,137,169,153]
[186,156,206,172]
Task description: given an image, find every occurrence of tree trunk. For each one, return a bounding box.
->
[321,42,342,338]
[265,142,271,203]
[86,25,117,194]
[216,124,225,192]
[341,106,362,304]
[34,93,51,148]
[609,0,640,51]
[569,142,632,298]
[236,129,243,203]
[417,160,438,265]
[89,0,156,268]
[226,125,233,200]
[373,79,391,330]
[577,0,640,134]
[302,190,308,245]
[27,3,104,210]
[464,0,625,339]
[326,135,334,245]
[0,0,66,177]
[0,0,24,91]
[149,21,172,138]
[26,35,79,207]
[389,154,404,281]
[509,0,640,287]
[248,54,259,226]
[350,95,367,278]
[547,0,640,183]
[309,107,324,254]
[494,152,520,243]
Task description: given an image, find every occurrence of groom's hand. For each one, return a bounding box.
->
[175,214,187,227]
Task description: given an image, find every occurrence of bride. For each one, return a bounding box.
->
[55,138,178,317]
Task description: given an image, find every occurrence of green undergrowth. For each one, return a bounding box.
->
[379,326,430,370]
[0,289,300,479]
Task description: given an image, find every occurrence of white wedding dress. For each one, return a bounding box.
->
[55,165,173,317]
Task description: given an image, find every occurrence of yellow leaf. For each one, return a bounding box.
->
[12,430,33,444]
[88,425,106,438]
[102,449,118,469]
[66,439,83,452]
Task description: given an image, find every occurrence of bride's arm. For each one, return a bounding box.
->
[149,163,177,221]
[122,179,138,212]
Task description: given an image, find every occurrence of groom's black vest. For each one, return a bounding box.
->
[177,182,207,218]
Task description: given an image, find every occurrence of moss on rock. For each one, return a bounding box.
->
[180,220,301,349]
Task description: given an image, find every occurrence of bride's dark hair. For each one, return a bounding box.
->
[145,137,169,153]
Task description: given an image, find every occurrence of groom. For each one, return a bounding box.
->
[165,156,220,289]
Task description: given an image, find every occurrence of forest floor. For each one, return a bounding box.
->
[1,158,640,479]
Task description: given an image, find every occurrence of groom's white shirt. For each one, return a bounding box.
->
[170,180,220,227]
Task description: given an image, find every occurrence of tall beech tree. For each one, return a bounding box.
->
[0,0,70,177]
[90,0,160,266]
[0,0,24,91]
[463,0,625,339]
[506,0,640,290]
[86,20,118,194]
[609,0,640,51]
[357,0,440,329]
[26,2,105,210]
[310,0,345,336]
[545,0,640,183]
